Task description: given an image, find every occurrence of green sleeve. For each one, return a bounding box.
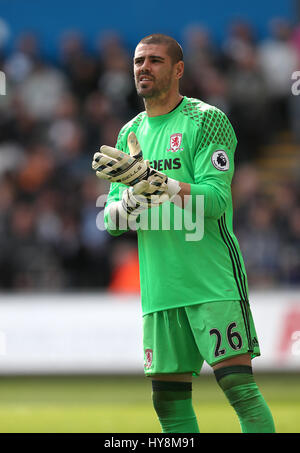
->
[190,108,237,219]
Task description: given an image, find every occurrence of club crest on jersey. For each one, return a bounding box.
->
[167,133,183,152]
[144,349,153,369]
[211,150,230,171]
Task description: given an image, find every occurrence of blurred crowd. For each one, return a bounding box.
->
[0,18,299,292]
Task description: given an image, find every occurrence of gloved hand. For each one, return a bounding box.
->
[120,175,170,218]
[92,132,180,201]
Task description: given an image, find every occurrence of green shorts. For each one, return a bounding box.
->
[143,300,260,376]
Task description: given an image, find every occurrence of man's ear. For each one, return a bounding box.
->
[176,61,184,80]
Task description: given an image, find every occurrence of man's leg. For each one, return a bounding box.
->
[186,301,276,433]
[151,373,200,433]
[143,308,203,433]
[213,353,276,433]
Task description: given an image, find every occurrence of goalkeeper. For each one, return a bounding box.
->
[92,34,275,433]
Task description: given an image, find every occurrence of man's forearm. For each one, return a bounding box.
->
[173,181,228,219]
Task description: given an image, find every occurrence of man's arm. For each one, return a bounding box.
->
[173,108,236,219]
[175,176,231,219]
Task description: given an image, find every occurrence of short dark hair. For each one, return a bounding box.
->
[138,33,183,64]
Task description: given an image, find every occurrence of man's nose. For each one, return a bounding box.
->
[140,58,151,72]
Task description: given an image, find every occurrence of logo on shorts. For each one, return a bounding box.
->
[145,348,153,369]
[211,150,229,171]
[167,133,183,152]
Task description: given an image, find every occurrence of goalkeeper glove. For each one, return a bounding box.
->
[92,132,180,201]
[107,176,170,230]
[120,176,170,218]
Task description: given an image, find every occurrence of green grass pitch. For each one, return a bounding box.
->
[0,373,299,433]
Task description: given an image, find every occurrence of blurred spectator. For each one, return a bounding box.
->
[281,208,300,284]
[183,24,220,71]
[0,176,15,242]
[257,18,299,133]
[198,66,229,113]
[0,142,25,176]
[238,199,281,287]
[82,91,112,151]
[17,143,55,194]
[232,163,262,231]
[291,21,300,61]
[97,31,140,120]
[222,19,256,69]
[227,47,270,161]
[4,32,39,84]
[59,30,99,103]
[18,59,69,121]
[109,242,140,294]
[79,176,112,288]
[1,203,64,289]
[47,92,83,163]
[35,189,63,247]
[182,25,229,110]
[0,93,40,146]
[48,92,79,137]
[271,184,299,237]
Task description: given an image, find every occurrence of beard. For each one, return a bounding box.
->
[135,71,173,99]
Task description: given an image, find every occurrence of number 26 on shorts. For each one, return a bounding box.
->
[209,322,243,358]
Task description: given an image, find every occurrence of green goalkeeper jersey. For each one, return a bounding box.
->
[104,96,249,315]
